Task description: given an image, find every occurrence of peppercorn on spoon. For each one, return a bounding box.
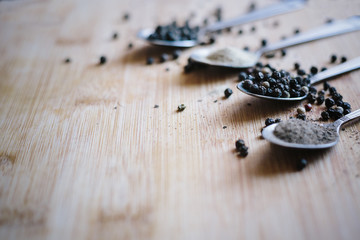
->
[137,0,306,47]
[190,16,360,68]
[261,109,360,149]
[236,56,360,101]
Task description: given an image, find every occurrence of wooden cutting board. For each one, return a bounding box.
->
[1,0,360,239]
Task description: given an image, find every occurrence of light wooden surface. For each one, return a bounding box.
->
[1,0,360,239]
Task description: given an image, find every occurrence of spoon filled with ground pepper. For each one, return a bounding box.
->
[236,56,360,101]
[261,109,360,149]
[190,16,360,67]
[137,0,306,47]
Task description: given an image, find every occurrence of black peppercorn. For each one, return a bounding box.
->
[325,98,335,108]
[146,57,154,65]
[123,13,130,21]
[235,139,245,149]
[342,102,351,110]
[296,158,307,171]
[330,54,337,63]
[275,118,282,123]
[238,72,248,81]
[321,111,330,120]
[224,88,233,98]
[64,58,71,63]
[238,29,243,35]
[112,32,118,39]
[243,46,249,51]
[172,50,181,59]
[99,56,107,65]
[294,62,300,70]
[128,42,133,49]
[344,109,351,115]
[250,26,256,32]
[307,94,316,103]
[265,118,275,126]
[297,69,306,76]
[329,87,337,95]
[294,28,300,34]
[297,114,306,120]
[261,39,267,47]
[321,67,327,72]
[332,92,343,101]
[309,86,317,95]
[323,81,330,90]
[177,104,186,111]
[310,66,318,75]
[341,56,347,63]
[160,53,169,63]
[281,49,287,57]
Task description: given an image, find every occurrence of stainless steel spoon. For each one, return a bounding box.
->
[137,0,306,47]
[261,109,360,149]
[237,56,360,101]
[190,16,360,68]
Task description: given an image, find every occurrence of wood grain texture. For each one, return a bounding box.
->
[1,0,360,239]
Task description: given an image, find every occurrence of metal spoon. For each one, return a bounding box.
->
[190,16,360,68]
[261,109,360,149]
[137,0,306,47]
[237,56,360,101]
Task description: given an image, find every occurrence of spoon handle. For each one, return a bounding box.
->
[259,16,360,54]
[203,0,306,33]
[310,57,360,85]
[334,109,360,128]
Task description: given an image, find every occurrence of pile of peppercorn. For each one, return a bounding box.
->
[240,63,311,98]
[148,21,200,41]
[306,81,352,121]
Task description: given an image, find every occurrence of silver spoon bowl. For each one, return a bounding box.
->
[262,109,360,149]
[137,0,306,48]
[237,56,360,102]
[190,16,360,67]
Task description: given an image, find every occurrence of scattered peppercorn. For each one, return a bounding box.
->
[265,118,275,126]
[238,29,243,35]
[310,66,318,75]
[341,56,347,63]
[321,67,327,72]
[294,28,300,34]
[177,104,186,112]
[264,52,276,58]
[208,36,216,44]
[238,72,248,81]
[64,58,71,63]
[281,49,287,57]
[294,62,300,70]
[154,104,159,108]
[123,13,130,21]
[330,54,337,63]
[250,26,256,32]
[99,56,107,65]
[224,88,233,98]
[297,114,306,120]
[342,102,351,110]
[172,50,181,59]
[296,158,307,171]
[307,94,316,103]
[275,118,282,123]
[148,21,200,42]
[235,139,245,149]
[160,53,169,63]
[112,32,118,39]
[297,69,306,76]
[261,39,267,47]
[128,42,133,49]
[325,18,334,24]
[304,103,312,111]
[243,46,250,51]
[146,57,154,65]
[223,126,227,129]
[235,139,248,157]
[329,86,337,95]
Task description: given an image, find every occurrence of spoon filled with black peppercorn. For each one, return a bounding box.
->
[236,56,360,101]
[261,109,360,149]
[190,16,360,68]
[137,0,306,47]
